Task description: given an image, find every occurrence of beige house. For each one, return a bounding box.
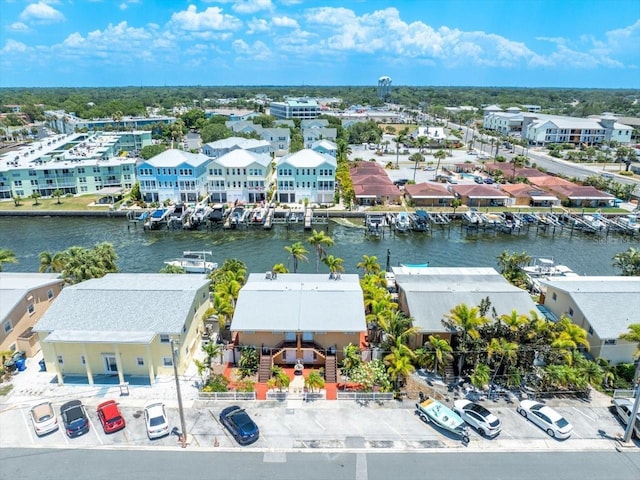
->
[539,277,640,364]
[231,273,367,383]
[34,274,210,386]
[0,273,64,356]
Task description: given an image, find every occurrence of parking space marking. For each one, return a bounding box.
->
[572,407,596,422]
[377,416,405,440]
[19,407,36,445]
[313,417,326,431]
[87,417,103,445]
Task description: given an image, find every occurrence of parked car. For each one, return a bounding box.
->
[29,401,59,436]
[393,178,409,187]
[60,400,90,438]
[517,400,573,439]
[144,402,170,439]
[484,178,495,184]
[474,176,484,184]
[97,400,126,434]
[447,176,458,184]
[611,398,640,439]
[423,166,435,171]
[219,405,260,445]
[452,400,502,437]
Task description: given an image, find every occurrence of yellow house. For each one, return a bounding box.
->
[539,276,640,364]
[231,273,367,383]
[0,273,64,356]
[35,274,210,386]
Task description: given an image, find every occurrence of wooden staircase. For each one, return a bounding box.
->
[324,355,337,383]
[443,365,455,383]
[258,354,272,383]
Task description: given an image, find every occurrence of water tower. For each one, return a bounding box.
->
[377,76,392,100]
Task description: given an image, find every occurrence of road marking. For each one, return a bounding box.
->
[87,416,103,445]
[355,453,367,480]
[313,417,326,431]
[572,407,596,422]
[20,407,36,445]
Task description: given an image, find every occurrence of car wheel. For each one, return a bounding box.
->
[518,409,527,418]
[478,428,486,437]
[420,413,429,423]
[546,428,555,438]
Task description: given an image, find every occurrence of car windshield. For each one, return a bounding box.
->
[469,404,491,417]
[65,408,85,422]
[555,417,569,428]
[107,416,122,424]
[149,415,165,427]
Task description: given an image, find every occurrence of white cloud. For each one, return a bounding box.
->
[247,17,269,34]
[278,0,302,5]
[232,38,271,58]
[1,39,29,54]
[606,19,640,51]
[119,3,128,10]
[19,2,65,23]
[171,5,242,31]
[9,22,30,32]
[232,0,272,14]
[272,16,298,28]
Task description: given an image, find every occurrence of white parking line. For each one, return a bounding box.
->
[87,417,103,445]
[313,417,325,431]
[572,407,596,422]
[19,407,36,445]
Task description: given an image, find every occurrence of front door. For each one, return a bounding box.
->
[103,354,118,374]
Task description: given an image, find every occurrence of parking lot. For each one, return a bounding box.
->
[0,395,634,452]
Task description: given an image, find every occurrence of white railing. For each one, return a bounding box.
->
[197,391,256,401]
[336,392,394,401]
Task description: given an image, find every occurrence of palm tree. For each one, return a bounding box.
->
[487,337,519,377]
[442,303,489,375]
[421,335,453,377]
[284,242,308,273]
[322,254,344,274]
[620,324,640,358]
[52,189,63,204]
[356,255,380,275]
[433,149,447,178]
[267,366,290,391]
[384,339,416,390]
[378,310,419,349]
[39,250,66,273]
[308,229,334,272]
[0,248,18,271]
[93,242,118,273]
[613,247,640,276]
[499,309,528,338]
[271,263,289,274]
[393,133,406,167]
[551,317,589,365]
[304,370,326,393]
[416,135,429,154]
[341,343,362,377]
[202,341,222,372]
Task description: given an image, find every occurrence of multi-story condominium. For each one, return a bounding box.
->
[45,110,175,134]
[303,127,337,148]
[224,124,291,156]
[202,137,271,159]
[207,149,272,204]
[276,149,336,204]
[0,131,149,199]
[137,149,210,203]
[482,112,524,136]
[269,98,320,120]
[522,115,632,146]
[521,104,542,113]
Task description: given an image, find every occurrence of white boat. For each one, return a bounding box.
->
[481,212,504,225]
[394,212,411,232]
[462,208,484,225]
[616,214,640,233]
[164,251,217,274]
[521,258,578,293]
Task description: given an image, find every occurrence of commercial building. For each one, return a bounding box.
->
[269,98,320,120]
[45,110,175,135]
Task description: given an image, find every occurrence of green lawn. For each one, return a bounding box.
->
[0,195,107,211]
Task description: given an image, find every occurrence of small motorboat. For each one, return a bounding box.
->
[415,393,469,443]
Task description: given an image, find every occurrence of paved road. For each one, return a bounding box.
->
[1,448,639,480]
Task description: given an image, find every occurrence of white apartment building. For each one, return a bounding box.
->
[207,149,271,204]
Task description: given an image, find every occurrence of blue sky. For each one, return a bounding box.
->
[1,0,639,88]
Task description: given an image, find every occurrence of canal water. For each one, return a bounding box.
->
[1,216,637,275]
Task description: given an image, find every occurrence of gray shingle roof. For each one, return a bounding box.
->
[232,273,366,332]
[0,273,63,321]
[540,277,640,339]
[35,274,209,340]
[395,268,538,332]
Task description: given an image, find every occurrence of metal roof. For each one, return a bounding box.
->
[232,273,366,332]
[214,149,271,168]
[35,274,209,337]
[144,149,210,168]
[278,149,337,168]
[395,268,538,332]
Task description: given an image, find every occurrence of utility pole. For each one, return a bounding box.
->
[170,338,188,448]
[622,360,640,443]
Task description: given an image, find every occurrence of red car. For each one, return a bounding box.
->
[96,400,126,433]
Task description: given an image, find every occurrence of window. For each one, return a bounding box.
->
[28,303,35,315]
[552,292,557,301]
[137,357,145,366]
[3,320,12,334]
[47,289,54,300]
[604,339,617,346]
[163,357,173,367]
[80,355,86,365]
[568,308,574,316]
[57,355,64,365]
[160,334,170,343]
[588,326,594,335]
